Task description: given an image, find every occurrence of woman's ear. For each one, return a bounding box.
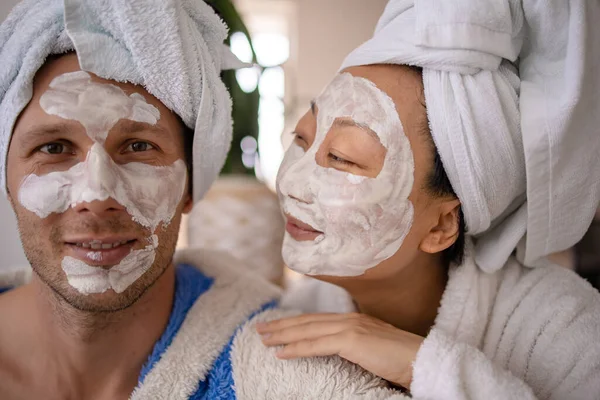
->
[419,199,460,254]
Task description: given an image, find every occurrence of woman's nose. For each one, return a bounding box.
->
[289,193,310,205]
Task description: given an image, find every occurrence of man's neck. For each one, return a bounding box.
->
[338,254,448,337]
[13,264,175,399]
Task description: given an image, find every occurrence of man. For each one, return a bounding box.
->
[0,1,403,399]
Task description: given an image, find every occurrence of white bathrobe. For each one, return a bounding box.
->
[283,248,600,400]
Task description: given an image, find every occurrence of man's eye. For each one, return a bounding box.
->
[126,142,155,152]
[39,143,69,155]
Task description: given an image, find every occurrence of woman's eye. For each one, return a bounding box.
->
[329,153,354,166]
[126,142,155,152]
[293,133,307,146]
[39,143,70,155]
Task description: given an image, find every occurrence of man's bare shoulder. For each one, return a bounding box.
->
[0,319,35,400]
[0,287,44,400]
[0,286,31,343]
[0,362,33,400]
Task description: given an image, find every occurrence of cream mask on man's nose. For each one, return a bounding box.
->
[276,73,415,277]
[17,71,187,294]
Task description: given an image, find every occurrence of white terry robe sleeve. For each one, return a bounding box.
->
[409,258,600,400]
[411,329,537,399]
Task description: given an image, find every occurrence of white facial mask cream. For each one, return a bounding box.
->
[39,71,161,143]
[61,235,159,294]
[277,73,415,277]
[19,142,187,231]
[17,71,187,294]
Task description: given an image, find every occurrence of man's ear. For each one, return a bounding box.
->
[182,192,194,214]
[6,188,15,209]
[419,199,461,255]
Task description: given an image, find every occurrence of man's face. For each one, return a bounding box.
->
[5,54,192,312]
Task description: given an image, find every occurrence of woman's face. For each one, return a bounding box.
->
[277,65,457,279]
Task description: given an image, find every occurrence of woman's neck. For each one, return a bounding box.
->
[332,253,448,337]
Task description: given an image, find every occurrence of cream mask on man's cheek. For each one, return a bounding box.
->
[276,73,415,277]
[17,71,187,294]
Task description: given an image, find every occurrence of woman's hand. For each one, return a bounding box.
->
[256,312,424,389]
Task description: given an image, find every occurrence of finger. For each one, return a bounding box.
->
[261,320,350,346]
[276,333,344,359]
[256,312,358,333]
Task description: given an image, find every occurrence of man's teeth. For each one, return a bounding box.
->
[75,241,129,249]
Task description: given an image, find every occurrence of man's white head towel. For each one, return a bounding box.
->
[0,0,246,202]
[342,0,600,272]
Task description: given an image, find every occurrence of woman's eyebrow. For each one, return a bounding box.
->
[332,119,380,141]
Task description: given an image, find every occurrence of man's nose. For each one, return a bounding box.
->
[72,197,126,216]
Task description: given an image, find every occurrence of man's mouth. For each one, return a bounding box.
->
[285,215,323,242]
[72,240,133,250]
[64,238,138,266]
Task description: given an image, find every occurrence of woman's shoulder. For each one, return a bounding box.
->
[485,257,600,397]
[490,256,600,336]
[496,256,600,311]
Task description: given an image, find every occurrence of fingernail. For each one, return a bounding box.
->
[260,333,271,340]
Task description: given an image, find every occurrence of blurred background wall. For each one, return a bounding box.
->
[0,0,28,271]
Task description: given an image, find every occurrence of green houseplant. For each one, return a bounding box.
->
[206,0,260,175]
[187,1,286,285]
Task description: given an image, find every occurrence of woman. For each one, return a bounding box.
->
[257,2,600,399]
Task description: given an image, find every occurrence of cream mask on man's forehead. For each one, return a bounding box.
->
[17,71,187,294]
[277,72,415,277]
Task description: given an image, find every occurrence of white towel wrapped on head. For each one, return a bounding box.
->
[341,0,600,272]
[0,0,245,202]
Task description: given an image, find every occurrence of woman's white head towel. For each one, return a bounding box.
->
[0,0,246,202]
[341,0,600,272]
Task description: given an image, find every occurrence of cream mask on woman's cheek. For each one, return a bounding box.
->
[276,73,415,277]
[17,71,187,294]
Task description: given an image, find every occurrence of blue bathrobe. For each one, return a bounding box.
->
[0,248,395,400]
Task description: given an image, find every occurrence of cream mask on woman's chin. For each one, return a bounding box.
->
[277,73,415,277]
[17,71,187,294]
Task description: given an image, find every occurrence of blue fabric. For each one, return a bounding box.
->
[0,288,11,294]
[138,264,214,384]
[191,300,278,400]
[137,263,278,399]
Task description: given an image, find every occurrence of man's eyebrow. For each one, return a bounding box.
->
[18,122,79,147]
[112,119,169,135]
[331,118,380,141]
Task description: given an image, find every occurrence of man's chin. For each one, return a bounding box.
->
[52,283,148,313]
[39,265,167,313]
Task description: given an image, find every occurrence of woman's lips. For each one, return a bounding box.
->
[285,216,323,242]
[65,240,137,266]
